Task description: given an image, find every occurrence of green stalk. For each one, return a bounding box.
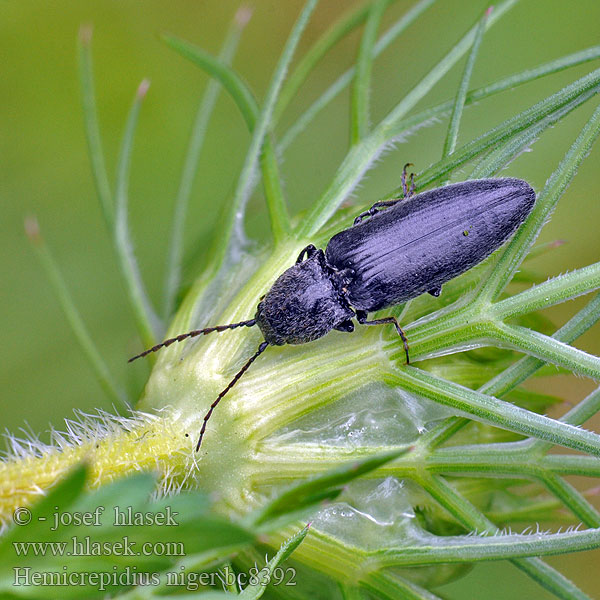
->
[299,0,519,237]
[77,25,113,229]
[541,474,600,527]
[362,571,445,600]
[25,218,128,409]
[389,367,600,457]
[256,442,600,482]
[114,81,162,347]
[350,0,390,144]
[490,322,600,380]
[161,33,291,248]
[275,0,380,122]
[419,294,600,452]
[218,0,318,255]
[491,262,600,320]
[163,8,250,320]
[442,7,490,158]
[79,31,161,348]
[479,100,600,302]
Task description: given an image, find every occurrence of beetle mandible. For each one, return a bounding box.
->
[130,167,536,451]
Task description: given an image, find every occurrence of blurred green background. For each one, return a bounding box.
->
[2,0,600,597]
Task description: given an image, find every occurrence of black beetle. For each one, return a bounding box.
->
[130,169,536,450]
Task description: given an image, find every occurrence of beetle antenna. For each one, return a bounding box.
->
[128,319,257,362]
[196,340,269,451]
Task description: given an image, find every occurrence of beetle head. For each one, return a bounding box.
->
[255,250,354,346]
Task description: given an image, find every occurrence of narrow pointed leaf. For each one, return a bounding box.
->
[163,8,250,319]
[114,80,162,346]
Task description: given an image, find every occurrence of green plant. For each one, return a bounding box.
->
[4,1,600,598]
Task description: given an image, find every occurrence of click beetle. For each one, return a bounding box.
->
[130,168,536,450]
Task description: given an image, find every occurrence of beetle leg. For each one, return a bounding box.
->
[353,163,418,225]
[402,162,414,198]
[402,162,417,199]
[353,200,400,225]
[296,244,318,264]
[356,311,410,364]
[334,319,355,333]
